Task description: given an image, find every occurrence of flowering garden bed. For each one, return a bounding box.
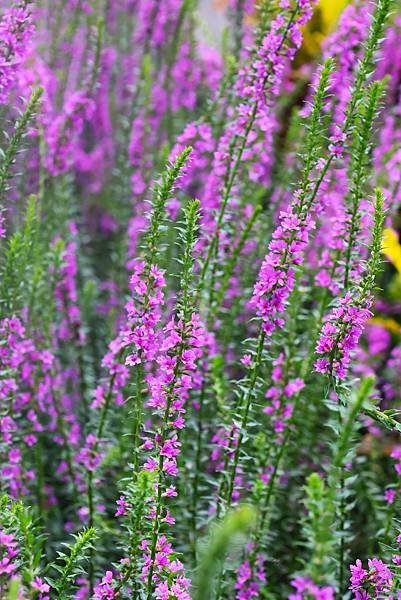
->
[2,0,401,598]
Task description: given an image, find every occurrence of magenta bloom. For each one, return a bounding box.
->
[349,558,393,598]
[315,293,373,379]
[289,576,334,600]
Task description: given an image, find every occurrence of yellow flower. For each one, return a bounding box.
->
[300,0,350,61]
[366,230,401,333]
[369,317,401,334]
[382,228,401,275]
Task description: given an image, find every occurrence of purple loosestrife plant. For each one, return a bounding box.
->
[315,189,385,380]
[142,200,202,599]
[84,147,191,592]
[215,56,335,533]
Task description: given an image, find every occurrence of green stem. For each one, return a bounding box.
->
[190,380,206,565]
[132,363,144,474]
[146,342,188,598]
[87,472,95,595]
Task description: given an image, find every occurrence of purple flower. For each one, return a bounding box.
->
[115,495,128,517]
[350,560,368,588]
[31,577,50,594]
[0,556,17,575]
[44,91,95,176]
[385,489,396,504]
[94,571,116,599]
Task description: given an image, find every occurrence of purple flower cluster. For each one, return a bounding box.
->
[142,536,191,600]
[251,201,316,335]
[141,312,206,593]
[0,317,55,497]
[0,529,18,577]
[315,292,373,379]
[349,558,393,599]
[125,261,166,367]
[93,570,115,599]
[264,354,304,435]
[235,556,266,600]
[289,576,334,600]
[80,260,166,482]
[44,91,95,176]
[54,226,85,342]
[0,2,35,103]
[92,260,166,414]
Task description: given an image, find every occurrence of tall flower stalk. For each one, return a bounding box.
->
[85,147,191,592]
[314,189,385,593]
[216,57,335,520]
[143,199,202,598]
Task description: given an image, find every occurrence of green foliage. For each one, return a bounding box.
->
[48,528,97,599]
[0,195,41,315]
[0,494,45,589]
[7,578,21,600]
[298,58,334,208]
[364,406,401,434]
[0,193,63,325]
[88,18,105,95]
[360,189,386,299]
[0,88,43,200]
[332,377,376,471]
[176,198,201,316]
[302,473,336,585]
[344,80,387,288]
[194,505,257,600]
[344,0,392,130]
[145,146,192,265]
[300,377,375,590]
[214,204,262,313]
